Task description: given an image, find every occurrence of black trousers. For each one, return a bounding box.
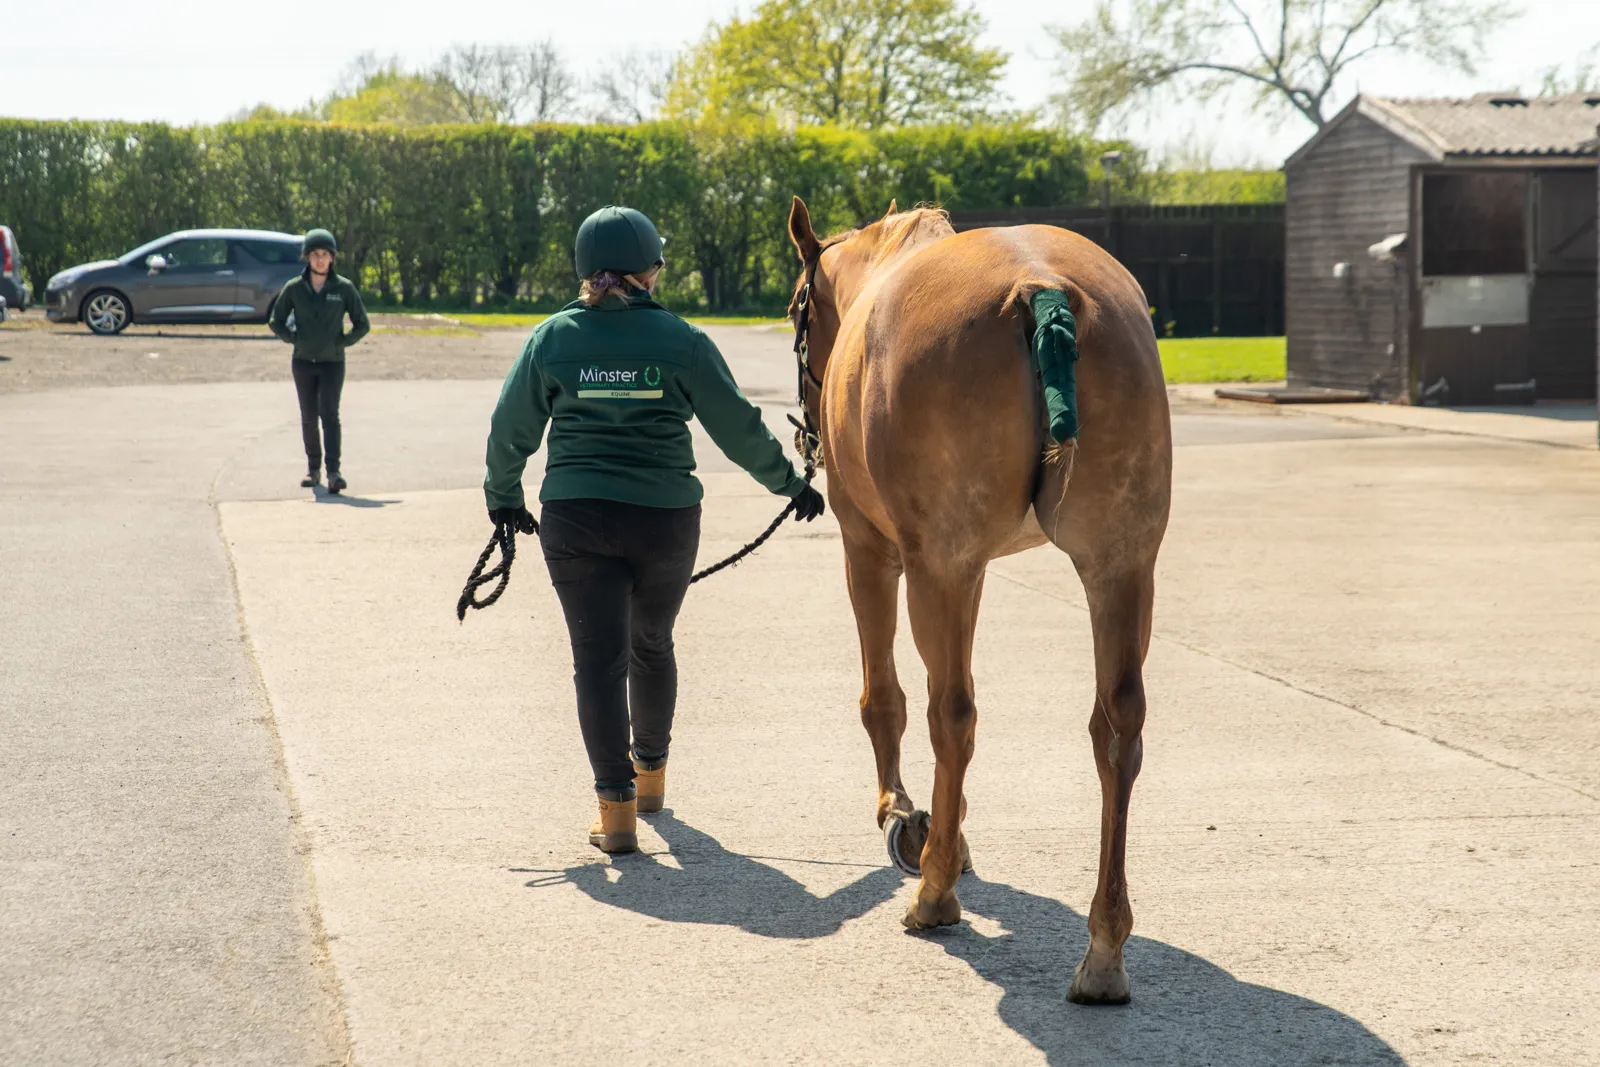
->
[291,358,345,474]
[539,498,701,792]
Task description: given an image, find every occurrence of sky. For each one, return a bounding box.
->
[6,0,1600,166]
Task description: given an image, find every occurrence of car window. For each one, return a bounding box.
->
[235,239,302,264]
[122,235,173,263]
[159,238,229,268]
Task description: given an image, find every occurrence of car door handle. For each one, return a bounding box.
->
[215,270,235,276]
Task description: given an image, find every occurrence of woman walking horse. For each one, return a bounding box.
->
[786,197,1171,1004]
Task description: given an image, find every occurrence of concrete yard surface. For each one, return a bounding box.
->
[3,324,1599,1065]
[220,462,1600,1063]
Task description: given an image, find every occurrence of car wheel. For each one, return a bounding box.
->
[84,290,131,335]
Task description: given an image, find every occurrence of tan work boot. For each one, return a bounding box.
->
[634,760,667,814]
[588,795,638,853]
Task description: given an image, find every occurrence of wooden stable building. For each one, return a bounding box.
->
[1285,93,1599,404]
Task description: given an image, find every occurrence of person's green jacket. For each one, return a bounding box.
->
[484,290,806,510]
[270,269,369,362]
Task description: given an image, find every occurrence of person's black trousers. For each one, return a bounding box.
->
[539,498,701,794]
[291,358,345,474]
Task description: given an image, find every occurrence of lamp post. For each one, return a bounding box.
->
[1100,150,1123,259]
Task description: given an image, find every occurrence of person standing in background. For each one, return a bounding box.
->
[271,228,370,495]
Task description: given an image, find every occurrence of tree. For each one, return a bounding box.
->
[1051,0,1517,131]
[324,69,471,125]
[1530,45,1600,96]
[588,49,676,124]
[224,103,319,122]
[664,0,1007,128]
[433,42,579,123]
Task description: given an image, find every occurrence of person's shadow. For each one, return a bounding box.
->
[526,815,1405,1065]
[527,811,901,939]
[309,485,396,508]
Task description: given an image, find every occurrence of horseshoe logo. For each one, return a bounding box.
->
[644,366,661,387]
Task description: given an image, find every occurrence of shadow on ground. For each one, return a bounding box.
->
[1458,402,1595,422]
[308,486,397,508]
[525,813,1405,1066]
[523,811,901,939]
[941,876,1406,1065]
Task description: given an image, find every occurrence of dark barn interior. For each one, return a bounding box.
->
[1285,93,1599,405]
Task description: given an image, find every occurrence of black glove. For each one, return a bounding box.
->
[791,484,826,522]
[488,505,538,534]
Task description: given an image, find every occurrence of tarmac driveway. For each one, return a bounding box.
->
[2,322,1598,1065]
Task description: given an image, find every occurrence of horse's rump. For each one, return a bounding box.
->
[845,223,1166,561]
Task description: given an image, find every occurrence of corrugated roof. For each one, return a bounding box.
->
[1369,93,1600,157]
[1287,92,1600,167]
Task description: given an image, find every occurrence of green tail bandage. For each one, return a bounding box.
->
[1030,289,1080,443]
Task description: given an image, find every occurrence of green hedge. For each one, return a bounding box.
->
[0,119,1107,312]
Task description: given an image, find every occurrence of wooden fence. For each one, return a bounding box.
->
[948,204,1285,337]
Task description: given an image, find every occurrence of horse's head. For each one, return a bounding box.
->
[786,196,953,418]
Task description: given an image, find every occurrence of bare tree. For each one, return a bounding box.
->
[1531,45,1600,96]
[434,42,579,123]
[588,49,676,124]
[1051,0,1518,131]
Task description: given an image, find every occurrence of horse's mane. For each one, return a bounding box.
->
[870,206,954,264]
[789,205,956,317]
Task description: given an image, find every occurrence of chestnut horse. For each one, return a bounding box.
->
[787,198,1171,1003]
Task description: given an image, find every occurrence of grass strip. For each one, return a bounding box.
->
[1157,336,1285,383]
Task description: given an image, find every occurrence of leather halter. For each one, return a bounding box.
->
[793,263,825,394]
[788,256,825,467]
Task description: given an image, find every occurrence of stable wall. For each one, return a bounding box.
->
[1286,114,1432,398]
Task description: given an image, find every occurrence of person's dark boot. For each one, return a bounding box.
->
[327,471,347,495]
[300,469,321,488]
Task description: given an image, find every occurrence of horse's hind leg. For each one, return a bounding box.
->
[901,559,984,929]
[842,537,916,842]
[1068,563,1155,1004]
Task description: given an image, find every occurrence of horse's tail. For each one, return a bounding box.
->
[1002,275,1096,543]
[1001,276,1098,339]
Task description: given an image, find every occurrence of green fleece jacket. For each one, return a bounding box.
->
[270,269,369,362]
[484,290,805,510]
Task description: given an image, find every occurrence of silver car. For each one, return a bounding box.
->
[44,228,305,335]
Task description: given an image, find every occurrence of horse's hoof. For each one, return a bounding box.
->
[902,883,961,930]
[884,809,930,875]
[1067,956,1132,1005]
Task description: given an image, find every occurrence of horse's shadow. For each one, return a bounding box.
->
[527,814,1405,1065]
[938,877,1406,1065]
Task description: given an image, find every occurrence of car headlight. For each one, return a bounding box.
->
[48,269,83,289]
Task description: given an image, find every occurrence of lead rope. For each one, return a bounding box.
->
[688,459,815,584]
[458,269,824,622]
[455,514,537,622]
[456,462,814,623]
